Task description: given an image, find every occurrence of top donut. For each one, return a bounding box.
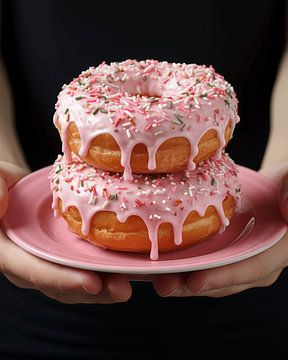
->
[54,59,239,180]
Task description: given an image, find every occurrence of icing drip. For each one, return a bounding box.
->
[49,153,242,260]
[53,60,240,180]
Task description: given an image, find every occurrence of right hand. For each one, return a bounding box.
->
[0,161,132,304]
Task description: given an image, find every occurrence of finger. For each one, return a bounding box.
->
[185,270,282,298]
[0,231,133,304]
[0,230,103,296]
[105,274,132,302]
[153,273,187,296]
[168,270,281,298]
[0,161,29,188]
[186,234,288,293]
[4,272,132,304]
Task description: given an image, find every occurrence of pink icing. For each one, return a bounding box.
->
[49,153,241,260]
[53,59,240,180]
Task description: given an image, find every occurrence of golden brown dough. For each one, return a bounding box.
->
[58,195,235,254]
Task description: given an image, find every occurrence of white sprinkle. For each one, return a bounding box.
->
[154,130,164,136]
[102,200,110,209]
[126,129,131,138]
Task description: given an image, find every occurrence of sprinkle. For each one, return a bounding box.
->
[122,121,131,127]
[121,202,127,210]
[154,130,164,136]
[114,117,122,127]
[102,200,110,209]
[135,199,145,208]
[126,129,131,138]
[93,108,99,115]
[110,194,118,200]
[75,96,83,100]
[55,165,62,174]
[64,108,69,114]
[102,188,109,199]
[172,118,182,125]
[175,114,183,123]
[226,88,233,99]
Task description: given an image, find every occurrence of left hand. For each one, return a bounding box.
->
[153,164,288,298]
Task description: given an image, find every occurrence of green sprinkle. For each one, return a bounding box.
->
[64,108,69,114]
[211,178,216,186]
[172,118,182,125]
[169,101,173,109]
[78,80,83,85]
[80,180,84,187]
[100,109,108,114]
[207,83,213,88]
[226,88,233,99]
[175,114,183,124]
[93,108,99,115]
[55,165,62,174]
[180,123,186,131]
[110,194,118,200]
[200,92,208,98]
[76,96,83,100]
[224,99,230,107]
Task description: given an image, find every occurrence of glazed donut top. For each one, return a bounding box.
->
[50,153,241,260]
[54,59,240,180]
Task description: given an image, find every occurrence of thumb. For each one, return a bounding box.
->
[0,161,29,219]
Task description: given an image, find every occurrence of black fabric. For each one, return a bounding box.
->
[0,1,286,359]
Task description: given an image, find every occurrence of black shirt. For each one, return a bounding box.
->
[0,1,286,359]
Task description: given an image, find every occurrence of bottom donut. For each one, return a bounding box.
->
[50,154,241,260]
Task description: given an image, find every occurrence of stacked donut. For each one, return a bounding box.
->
[50,59,241,260]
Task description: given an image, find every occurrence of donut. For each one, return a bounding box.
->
[49,153,241,260]
[53,59,239,180]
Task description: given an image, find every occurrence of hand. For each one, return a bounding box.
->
[0,161,132,304]
[153,163,288,298]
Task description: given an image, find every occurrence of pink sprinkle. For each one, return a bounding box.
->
[135,199,145,208]
[145,123,152,131]
[114,117,122,127]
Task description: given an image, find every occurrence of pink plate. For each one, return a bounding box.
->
[1,165,287,275]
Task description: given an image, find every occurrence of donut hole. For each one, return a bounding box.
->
[119,77,163,98]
